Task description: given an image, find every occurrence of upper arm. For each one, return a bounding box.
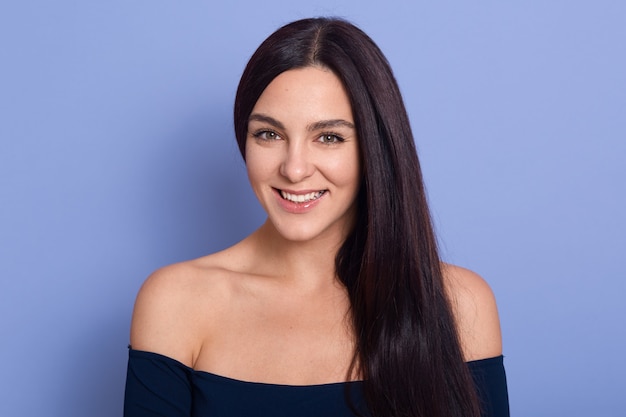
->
[130,264,201,366]
[443,264,503,361]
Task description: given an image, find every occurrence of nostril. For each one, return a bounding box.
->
[280,154,313,182]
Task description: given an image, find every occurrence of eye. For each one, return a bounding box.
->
[252,130,282,141]
[317,133,344,144]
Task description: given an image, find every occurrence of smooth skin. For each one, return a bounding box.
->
[130,67,502,385]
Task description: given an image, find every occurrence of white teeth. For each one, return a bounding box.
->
[280,190,325,203]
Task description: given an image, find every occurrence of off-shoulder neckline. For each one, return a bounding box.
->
[128,347,503,388]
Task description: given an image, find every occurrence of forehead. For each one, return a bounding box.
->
[251,67,354,124]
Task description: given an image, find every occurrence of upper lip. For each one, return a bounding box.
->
[274,187,326,194]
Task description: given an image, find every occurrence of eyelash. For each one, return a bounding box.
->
[251,130,345,145]
[317,133,345,144]
[252,130,281,141]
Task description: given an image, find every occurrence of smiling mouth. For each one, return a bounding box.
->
[279,190,326,203]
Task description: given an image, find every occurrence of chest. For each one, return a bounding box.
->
[194,292,356,384]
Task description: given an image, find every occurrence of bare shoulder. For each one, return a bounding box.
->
[129,254,234,366]
[442,263,503,361]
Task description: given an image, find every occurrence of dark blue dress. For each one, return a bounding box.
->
[124,349,509,417]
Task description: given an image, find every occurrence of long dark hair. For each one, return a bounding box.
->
[234,17,480,417]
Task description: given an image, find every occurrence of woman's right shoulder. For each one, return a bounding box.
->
[138,255,226,295]
[129,252,239,366]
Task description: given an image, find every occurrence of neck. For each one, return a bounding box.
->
[245,220,347,291]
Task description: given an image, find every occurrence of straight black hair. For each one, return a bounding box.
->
[234,17,481,417]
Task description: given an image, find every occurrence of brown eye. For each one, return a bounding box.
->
[253,130,281,141]
[318,134,344,144]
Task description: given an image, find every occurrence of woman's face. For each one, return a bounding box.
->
[245,66,361,243]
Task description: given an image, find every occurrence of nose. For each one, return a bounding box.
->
[280,142,314,183]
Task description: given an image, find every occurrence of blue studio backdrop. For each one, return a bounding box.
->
[1,1,624,416]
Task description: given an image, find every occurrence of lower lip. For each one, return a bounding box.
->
[274,189,325,214]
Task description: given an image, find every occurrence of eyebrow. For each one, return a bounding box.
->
[308,119,355,131]
[248,113,285,130]
[248,113,355,132]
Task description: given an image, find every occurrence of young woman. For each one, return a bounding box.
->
[124,17,509,417]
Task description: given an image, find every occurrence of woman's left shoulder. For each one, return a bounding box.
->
[441,263,503,361]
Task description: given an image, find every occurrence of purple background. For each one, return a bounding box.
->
[1,1,624,416]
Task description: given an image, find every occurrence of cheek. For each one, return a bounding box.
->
[245,157,264,185]
[245,147,275,186]
[327,152,361,188]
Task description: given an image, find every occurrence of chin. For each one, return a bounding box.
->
[276,226,325,243]
[271,219,349,244]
